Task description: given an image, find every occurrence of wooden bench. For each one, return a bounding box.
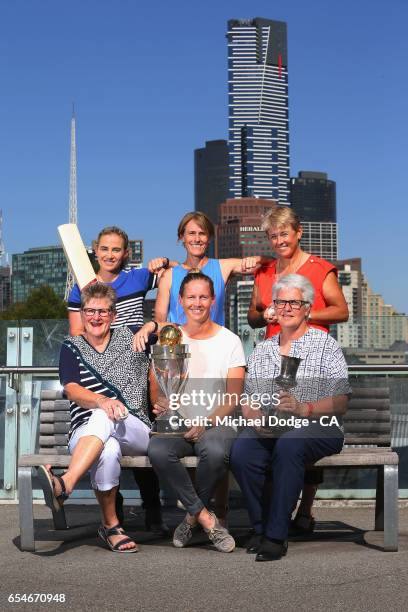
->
[18,386,399,552]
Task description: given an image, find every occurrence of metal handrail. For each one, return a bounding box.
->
[0,367,59,374]
[0,365,408,375]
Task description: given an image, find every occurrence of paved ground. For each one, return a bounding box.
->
[1,503,408,612]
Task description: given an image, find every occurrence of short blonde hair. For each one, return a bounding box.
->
[261,205,301,234]
[177,211,215,241]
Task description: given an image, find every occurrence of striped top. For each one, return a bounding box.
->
[67,267,157,328]
[59,327,151,439]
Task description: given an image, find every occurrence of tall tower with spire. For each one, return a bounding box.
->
[64,105,78,300]
[0,209,5,266]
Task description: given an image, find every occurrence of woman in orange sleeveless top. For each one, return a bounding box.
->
[247,205,348,534]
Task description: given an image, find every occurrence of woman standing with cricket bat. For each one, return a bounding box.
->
[67,225,171,535]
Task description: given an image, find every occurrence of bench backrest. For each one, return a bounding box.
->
[38,384,391,455]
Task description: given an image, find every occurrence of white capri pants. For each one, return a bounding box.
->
[68,409,150,491]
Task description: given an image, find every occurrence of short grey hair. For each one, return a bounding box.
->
[80,282,117,311]
[272,274,315,305]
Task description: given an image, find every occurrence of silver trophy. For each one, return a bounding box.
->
[258,355,301,436]
[150,325,190,435]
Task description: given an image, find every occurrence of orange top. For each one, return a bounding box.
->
[255,255,337,338]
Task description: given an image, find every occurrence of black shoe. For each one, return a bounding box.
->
[255,538,288,562]
[288,515,315,537]
[145,507,170,537]
[246,533,262,554]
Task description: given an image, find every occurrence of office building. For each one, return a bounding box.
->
[12,246,68,303]
[128,240,143,268]
[334,258,408,352]
[227,18,290,202]
[290,171,336,222]
[290,171,338,260]
[300,222,338,260]
[216,197,273,259]
[194,140,229,225]
[0,265,11,311]
[216,197,275,335]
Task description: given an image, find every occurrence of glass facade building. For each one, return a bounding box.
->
[194,140,229,225]
[290,171,336,222]
[227,18,290,203]
[12,246,68,303]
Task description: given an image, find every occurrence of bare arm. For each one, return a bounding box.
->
[219,256,267,283]
[309,271,349,325]
[154,268,172,322]
[64,382,127,420]
[68,311,84,336]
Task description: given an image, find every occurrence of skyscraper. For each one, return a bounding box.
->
[290,171,336,222]
[290,171,338,260]
[194,140,229,224]
[227,18,290,203]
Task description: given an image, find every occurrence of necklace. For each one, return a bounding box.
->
[184,257,208,273]
[276,251,305,277]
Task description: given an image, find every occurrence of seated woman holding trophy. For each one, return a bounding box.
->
[38,283,152,553]
[230,274,350,562]
[148,272,246,553]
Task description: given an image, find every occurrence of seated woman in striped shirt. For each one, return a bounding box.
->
[38,283,152,553]
[67,225,172,534]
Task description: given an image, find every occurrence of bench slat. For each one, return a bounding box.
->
[40,423,70,435]
[40,412,70,423]
[20,449,398,469]
[41,399,70,412]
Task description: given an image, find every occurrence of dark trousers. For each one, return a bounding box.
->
[132,468,161,509]
[148,426,236,516]
[230,423,343,540]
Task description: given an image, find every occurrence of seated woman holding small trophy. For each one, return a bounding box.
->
[38,283,152,553]
[148,272,246,553]
[231,274,350,562]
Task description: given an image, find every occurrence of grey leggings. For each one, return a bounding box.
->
[148,426,236,516]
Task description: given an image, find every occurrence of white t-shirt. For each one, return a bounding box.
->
[178,326,246,420]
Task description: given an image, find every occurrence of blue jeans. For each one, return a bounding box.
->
[230,422,343,540]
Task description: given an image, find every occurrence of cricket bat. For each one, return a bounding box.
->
[58,223,97,289]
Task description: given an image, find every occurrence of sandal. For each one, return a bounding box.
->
[37,465,69,512]
[98,524,139,553]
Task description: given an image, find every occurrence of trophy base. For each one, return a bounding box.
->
[150,416,189,437]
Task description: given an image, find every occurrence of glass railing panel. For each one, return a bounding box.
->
[20,320,69,367]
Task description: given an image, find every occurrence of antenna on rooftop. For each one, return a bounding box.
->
[64,105,78,300]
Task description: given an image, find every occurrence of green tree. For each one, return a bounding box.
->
[0,285,67,320]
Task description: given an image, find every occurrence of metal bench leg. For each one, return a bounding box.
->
[383,465,398,552]
[375,466,384,531]
[18,467,35,552]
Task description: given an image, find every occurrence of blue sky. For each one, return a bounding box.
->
[1,0,407,311]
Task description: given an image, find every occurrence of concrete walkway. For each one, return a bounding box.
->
[1,503,408,612]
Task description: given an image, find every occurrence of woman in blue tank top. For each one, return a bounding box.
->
[154,211,265,327]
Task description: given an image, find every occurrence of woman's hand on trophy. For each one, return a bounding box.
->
[133,322,156,352]
[184,425,205,443]
[152,399,170,416]
[97,396,128,421]
[277,392,302,415]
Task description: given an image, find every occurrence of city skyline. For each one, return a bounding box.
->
[1,1,407,312]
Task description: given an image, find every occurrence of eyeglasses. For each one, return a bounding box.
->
[273,299,309,310]
[82,308,113,318]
